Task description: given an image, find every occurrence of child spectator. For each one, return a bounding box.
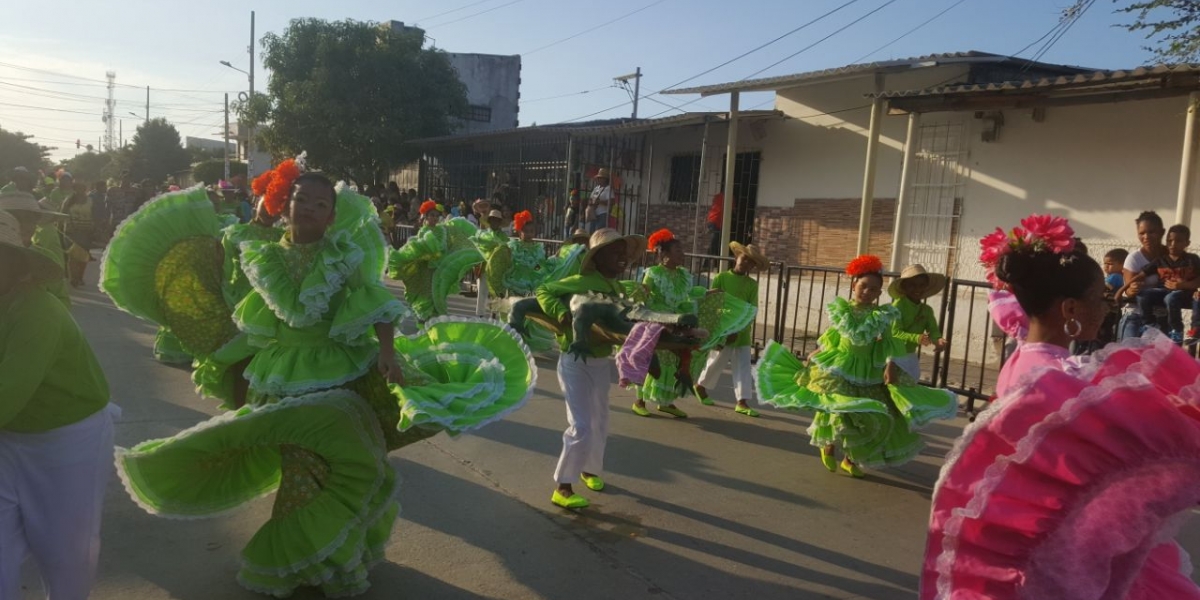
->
[1124,224,1200,344]
[1103,248,1129,293]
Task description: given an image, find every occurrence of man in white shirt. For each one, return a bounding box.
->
[587,168,613,233]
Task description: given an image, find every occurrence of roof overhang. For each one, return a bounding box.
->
[661,51,1092,97]
[878,64,1200,114]
[410,110,786,146]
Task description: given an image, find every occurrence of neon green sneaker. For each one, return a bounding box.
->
[552,490,590,509]
[580,473,605,491]
[694,387,715,405]
[657,405,688,418]
[819,447,837,472]
[631,404,651,417]
[840,458,864,478]
[734,405,759,418]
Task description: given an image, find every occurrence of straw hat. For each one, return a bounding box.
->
[594,168,610,180]
[487,209,504,220]
[887,264,948,300]
[729,241,768,270]
[569,228,590,245]
[0,210,62,280]
[0,191,65,220]
[581,228,644,274]
[472,198,491,214]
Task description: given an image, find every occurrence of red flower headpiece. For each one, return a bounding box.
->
[513,210,533,232]
[647,228,675,251]
[979,213,1076,290]
[846,254,883,278]
[262,158,302,217]
[251,169,274,197]
[419,200,442,216]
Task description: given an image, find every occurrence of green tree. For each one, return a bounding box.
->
[128,118,191,182]
[251,18,468,183]
[1082,0,1200,61]
[192,159,248,185]
[64,150,119,184]
[0,128,50,175]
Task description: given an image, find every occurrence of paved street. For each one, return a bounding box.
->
[20,276,1200,599]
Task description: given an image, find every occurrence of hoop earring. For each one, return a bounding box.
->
[1064,318,1082,339]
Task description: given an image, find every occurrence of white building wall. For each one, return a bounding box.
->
[944,95,1194,280]
[643,120,767,206]
[758,66,972,208]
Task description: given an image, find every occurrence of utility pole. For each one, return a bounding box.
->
[145,86,150,123]
[614,68,643,119]
[247,10,257,178]
[224,93,231,181]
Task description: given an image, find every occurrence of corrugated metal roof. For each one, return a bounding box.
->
[661,51,1093,96]
[873,64,1200,99]
[410,110,784,145]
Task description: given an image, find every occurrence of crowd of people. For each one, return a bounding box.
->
[8,150,1200,600]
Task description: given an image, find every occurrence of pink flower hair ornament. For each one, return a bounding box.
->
[979,214,1076,290]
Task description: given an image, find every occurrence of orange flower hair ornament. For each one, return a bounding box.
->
[419,200,443,216]
[512,210,533,232]
[262,158,303,217]
[250,169,275,197]
[647,228,675,252]
[846,254,884,278]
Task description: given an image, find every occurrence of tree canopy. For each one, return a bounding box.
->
[1082,0,1200,62]
[128,118,191,182]
[250,18,468,184]
[0,128,50,175]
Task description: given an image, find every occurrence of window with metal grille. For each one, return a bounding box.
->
[668,154,701,204]
[467,105,492,123]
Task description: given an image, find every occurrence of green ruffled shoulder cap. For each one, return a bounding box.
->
[238,229,365,329]
[826,297,899,346]
[333,187,388,281]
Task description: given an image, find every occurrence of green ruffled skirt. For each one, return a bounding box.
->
[117,317,535,597]
[641,291,758,405]
[755,341,956,467]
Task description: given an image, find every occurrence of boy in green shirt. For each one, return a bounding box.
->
[537,228,644,509]
[887,264,949,380]
[695,242,767,417]
[0,209,116,599]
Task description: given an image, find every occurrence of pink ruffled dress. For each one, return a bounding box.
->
[921,330,1200,599]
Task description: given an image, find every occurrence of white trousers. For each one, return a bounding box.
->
[553,355,613,484]
[0,404,118,600]
[476,272,490,317]
[698,346,754,401]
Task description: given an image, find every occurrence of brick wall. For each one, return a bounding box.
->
[642,198,896,268]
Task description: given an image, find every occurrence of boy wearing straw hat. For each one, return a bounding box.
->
[537,228,645,509]
[887,264,949,381]
[0,210,117,599]
[695,242,768,417]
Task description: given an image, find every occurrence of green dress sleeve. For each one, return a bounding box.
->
[0,294,63,428]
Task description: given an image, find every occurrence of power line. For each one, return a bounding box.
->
[415,0,496,23]
[522,0,670,56]
[1024,0,1094,68]
[0,62,239,93]
[741,0,901,81]
[555,0,868,124]
[523,85,618,104]
[850,0,971,64]
[425,0,524,28]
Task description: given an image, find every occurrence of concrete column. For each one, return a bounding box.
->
[1177,91,1200,228]
[719,91,739,270]
[889,112,921,271]
[856,96,885,256]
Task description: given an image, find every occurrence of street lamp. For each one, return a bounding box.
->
[127,112,139,119]
[220,57,255,178]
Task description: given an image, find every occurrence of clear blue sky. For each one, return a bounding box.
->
[1,0,1158,162]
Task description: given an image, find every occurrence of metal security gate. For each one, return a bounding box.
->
[899,121,965,274]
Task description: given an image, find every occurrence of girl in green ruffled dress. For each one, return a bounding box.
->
[631,229,757,419]
[504,210,547,297]
[102,163,536,597]
[387,212,483,322]
[755,254,955,478]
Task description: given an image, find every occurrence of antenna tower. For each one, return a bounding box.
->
[103,71,116,151]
